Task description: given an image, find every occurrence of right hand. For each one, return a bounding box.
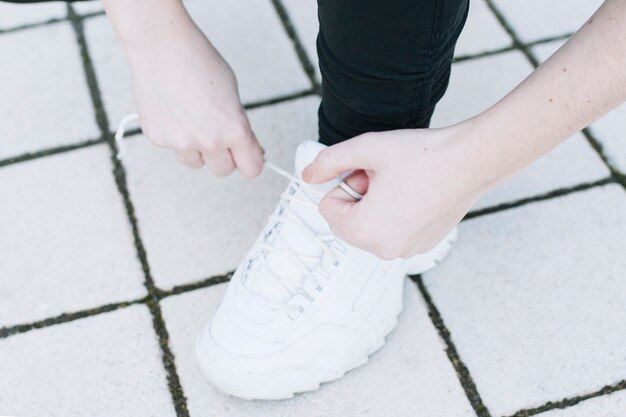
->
[126,22,264,177]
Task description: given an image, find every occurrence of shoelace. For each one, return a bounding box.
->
[238,164,347,316]
[114,114,346,317]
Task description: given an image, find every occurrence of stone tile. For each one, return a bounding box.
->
[72,0,104,16]
[533,41,626,174]
[491,0,603,42]
[282,0,320,80]
[432,52,608,210]
[431,52,533,128]
[82,17,135,132]
[0,2,66,30]
[0,305,176,417]
[85,0,310,130]
[589,105,626,173]
[184,0,311,99]
[161,280,475,417]
[531,39,564,61]
[0,146,145,328]
[0,23,99,160]
[422,185,626,416]
[473,133,609,210]
[539,390,626,417]
[454,0,511,57]
[123,96,320,289]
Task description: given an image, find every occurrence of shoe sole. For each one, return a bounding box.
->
[196,228,458,400]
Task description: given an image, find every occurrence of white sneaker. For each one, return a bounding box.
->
[195,140,457,400]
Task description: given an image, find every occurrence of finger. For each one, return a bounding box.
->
[176,150,205,169]
[325,170,369,202]
[302,135,378,184]
[201,149,236,177]
[319,180,375,248]
[230,131,265,178]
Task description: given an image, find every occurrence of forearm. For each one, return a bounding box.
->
[102,0,199,59]
[467,0,626,189]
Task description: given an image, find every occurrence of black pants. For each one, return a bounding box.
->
[318,0,469,145]
[6,0,470,145]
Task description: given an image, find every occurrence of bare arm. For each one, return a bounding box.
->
[303,0,626,258]
[469,0,626,189]
[101,0,265,177]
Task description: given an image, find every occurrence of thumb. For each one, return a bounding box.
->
[318,170,369,241]
[303,135,377,184]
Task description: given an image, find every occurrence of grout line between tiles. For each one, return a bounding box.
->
[411,275,492,417]
[0,14,68,34]
[0,88,320,171]
[464,177,616,220]
[268,0,321,93]
[505,380,626,417]
[66,5,190,416]
[454,30,572,63]
[3,3,625,415]
[473,2,626,416]
[484,0,626,187]
[0,273,233,341]
[244,88,320,110]
[0,297,147,339]
[0,137,105,168]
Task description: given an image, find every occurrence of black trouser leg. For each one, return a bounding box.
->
[317,0,470,145]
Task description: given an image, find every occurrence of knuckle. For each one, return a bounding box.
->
[199,139,218,153]
[177,141,196,153]
[230,124,252,142]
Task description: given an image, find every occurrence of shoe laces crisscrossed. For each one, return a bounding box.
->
[239,162,347,318]
[114,114,347,321]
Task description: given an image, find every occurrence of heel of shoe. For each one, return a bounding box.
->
[403,227,458,275]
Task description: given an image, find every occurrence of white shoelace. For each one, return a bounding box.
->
[238,165,347,316]
[114,114,346,317]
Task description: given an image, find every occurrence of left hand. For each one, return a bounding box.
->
[302,123,492,259]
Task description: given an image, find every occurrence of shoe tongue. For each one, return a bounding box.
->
[244,141,341,305]
[294,140,339,200]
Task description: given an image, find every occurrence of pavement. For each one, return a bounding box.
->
[1,0,625,416]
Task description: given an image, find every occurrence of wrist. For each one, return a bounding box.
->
[448,115,515,195]
[105,0,198,58]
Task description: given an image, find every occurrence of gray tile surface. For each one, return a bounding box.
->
[161,280,475,417]
[72,0,104,15]
[281,0,320,80]
[84,0,310,130]
[432,52,609,210]
[455,0,511,57]
[123,97,320,289]
[0,146,145,327]
[0,23,99,160]
[491,0,604,42]
[423,185,626,416]
[1,2,625,416]
[532,40,626,175]
[538,390,626,417]
[0,1,66,30]
[0,305,176,417]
